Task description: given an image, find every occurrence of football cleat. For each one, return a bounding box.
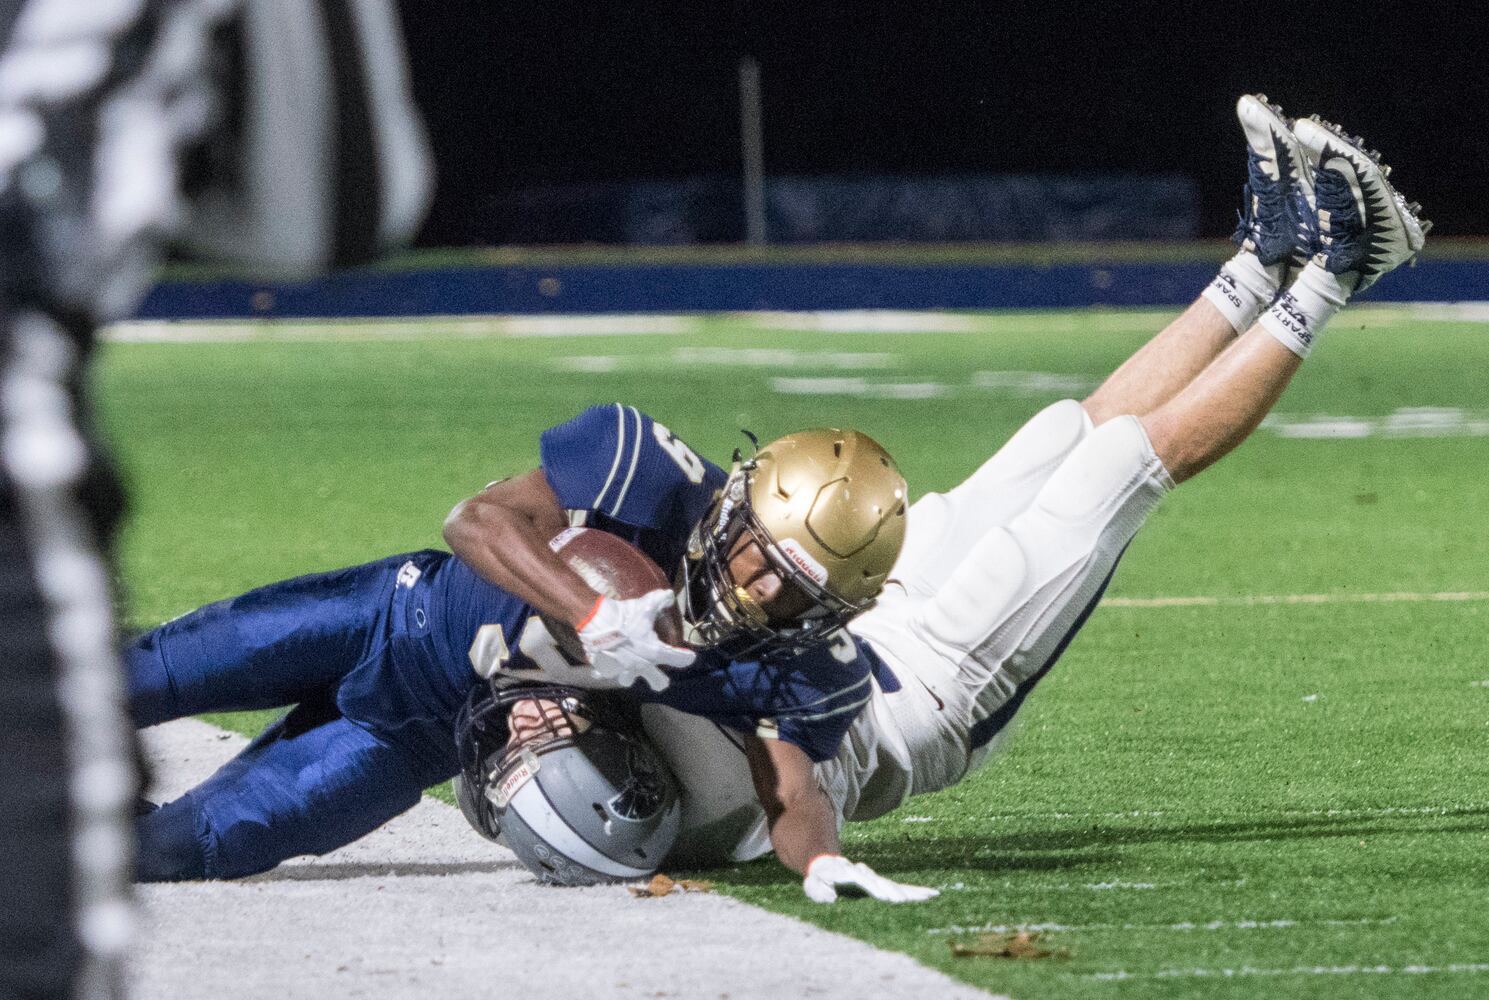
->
[1292,116,1430,293]
[1231,94,1316,269]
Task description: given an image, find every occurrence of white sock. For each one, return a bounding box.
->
[1258,263,1356,358]
[1201,251,1284,335]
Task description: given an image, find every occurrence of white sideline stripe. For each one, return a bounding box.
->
[135,719,1003,1000]
[1105,590,1489,609]
[927,916,1399,936]
[102,300,1489,345]
[105,315,703,342]
[1090,962,1489,981]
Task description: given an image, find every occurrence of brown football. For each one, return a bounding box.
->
[543,527,686,660]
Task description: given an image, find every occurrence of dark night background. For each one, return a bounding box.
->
[398,1,1487,246]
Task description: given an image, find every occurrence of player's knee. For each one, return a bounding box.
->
[1138,409,1199,484]
[998,399,1091,473]
[1039,416,1173,522]
[957,399,1091,498]
[124,632,177,728]
[136,796,211,882]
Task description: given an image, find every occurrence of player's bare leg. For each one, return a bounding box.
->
[1145,116,1428,483]
[1082,299,1240,425]
[1084,96,1315,425]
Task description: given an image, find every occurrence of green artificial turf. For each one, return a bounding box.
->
[99,307,1489,999]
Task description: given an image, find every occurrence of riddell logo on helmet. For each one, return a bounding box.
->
[777,538,829,586]
[492,759,537,808]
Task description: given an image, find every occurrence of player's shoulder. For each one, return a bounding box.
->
[543,402,651,438]
[761,632,875,706]
[539,403,724,524]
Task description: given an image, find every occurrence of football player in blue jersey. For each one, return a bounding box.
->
[130,406,911,887]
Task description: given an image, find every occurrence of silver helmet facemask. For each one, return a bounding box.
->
[677,460,870,662]
[453,682,592,841]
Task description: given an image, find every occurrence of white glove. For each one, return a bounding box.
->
[576,590,695,692]
[802,854,940,904]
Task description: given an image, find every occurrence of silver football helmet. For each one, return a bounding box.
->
[453,682,681,885]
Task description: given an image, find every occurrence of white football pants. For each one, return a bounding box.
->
[849,399,1175,802]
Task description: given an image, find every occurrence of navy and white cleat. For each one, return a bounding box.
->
[1231,94,1315,269]
[1292,115,1430,293]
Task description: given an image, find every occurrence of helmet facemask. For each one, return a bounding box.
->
[454,683,597,839]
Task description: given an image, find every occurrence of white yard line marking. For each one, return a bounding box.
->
[928,916,1398,936]
[1105,591,1489,609]
[964,802,1489,824]
[739,311,986,333]
[673,346,897,369]
[970,370,1098,394]
[770,376,948,399]
[1089,962,1489,982]
[1355,302,1489,324]
[1085,881,1156,891]
[1263,407,1489,439]
[554,347,900,373]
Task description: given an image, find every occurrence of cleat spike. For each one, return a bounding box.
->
[1381,164,1392,178]
[1407,201,1422,214]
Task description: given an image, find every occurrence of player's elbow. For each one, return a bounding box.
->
[762,773,826,824]
[443,495,509,557]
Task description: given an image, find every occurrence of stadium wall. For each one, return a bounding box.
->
[137,246,1489,319]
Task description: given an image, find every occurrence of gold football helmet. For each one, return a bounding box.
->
[679,428,907,659]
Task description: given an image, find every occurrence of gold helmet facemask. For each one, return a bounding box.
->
[678,428,907,661]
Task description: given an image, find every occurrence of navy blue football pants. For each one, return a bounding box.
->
[128,557,435,881]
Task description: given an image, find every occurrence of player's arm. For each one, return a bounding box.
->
[443,469,596,624]
[743,732,840,873]
[443,470,693,687]
[743,733,938,904]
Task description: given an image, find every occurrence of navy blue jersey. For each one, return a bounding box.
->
[541,403,727,574]
[635,633,899,762]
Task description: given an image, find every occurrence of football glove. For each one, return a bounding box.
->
[576,590,695,692]
[802,855,940,904]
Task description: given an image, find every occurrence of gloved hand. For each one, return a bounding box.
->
[802,854,940,904]
[576,590,696,692]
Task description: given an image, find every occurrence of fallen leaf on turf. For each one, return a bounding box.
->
[949,931,1068,960]
[628,874,715,898]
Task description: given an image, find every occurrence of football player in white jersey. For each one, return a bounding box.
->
[635,95,1430,886]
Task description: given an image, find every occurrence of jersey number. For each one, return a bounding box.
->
[653,422,706,484]
[467,624,511,678]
